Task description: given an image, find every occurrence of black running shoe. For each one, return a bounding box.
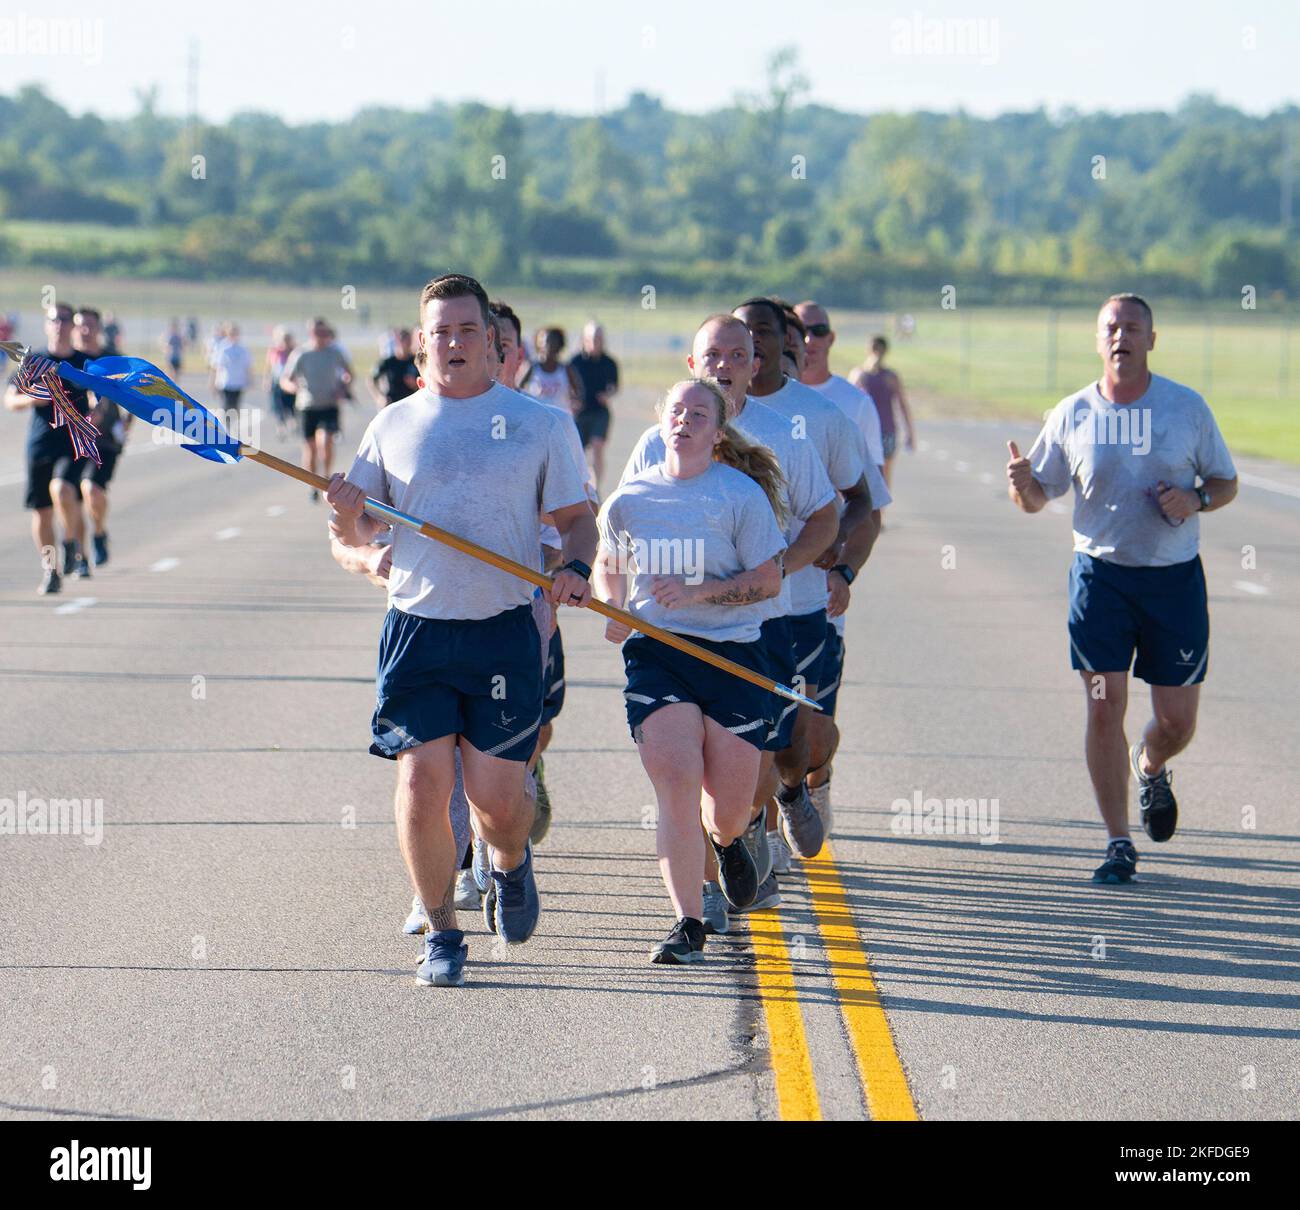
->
[709,833,758,909]
[74,552,91,578]
[93,532,109,566]
[62,541,77,575]
[1092,838,1139,884]
[1131,744,1178,842]
[650,917,706,965]
[38,568,62,595]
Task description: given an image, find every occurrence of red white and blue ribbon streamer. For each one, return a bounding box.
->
[13,351,103,466]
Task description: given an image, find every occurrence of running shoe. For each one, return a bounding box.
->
[402,895,428,935]
[73,552,91,579]
[650,917,706,965]
[1131,743,1178,842]
[742,808,773,885]
[453,868,481,911]
[768,828,792,875]
[38,568,62,595]
[1092,838,1139,884]
[808,779,833,834]
[730,873,782,914]
[416,928,467,987]
[471,834,491,894]
[62,541,77,576]
[776,782,825,858]
[709,832,758,909]
[530,758,552,844]
[701,881,729,935]
[488,843,541,944]
[92,532,109,567]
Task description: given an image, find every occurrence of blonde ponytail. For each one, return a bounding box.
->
[714,426,790,528]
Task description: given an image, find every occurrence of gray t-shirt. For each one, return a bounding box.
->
[1029,374,1236,568]
[599,462,787,643]
[347,382,589,619]
[284,344,350,411]
[619,400,838,617]
[752,376,867,493]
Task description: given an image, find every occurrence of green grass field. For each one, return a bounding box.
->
[1,267,1295,462]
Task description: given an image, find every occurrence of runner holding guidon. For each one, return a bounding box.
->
[1006,294,1238,884]
[327,274,597,986]
[597,378,789,964]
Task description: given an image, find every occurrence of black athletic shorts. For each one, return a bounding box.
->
[300,407,340,440]
[80,446,120,490]
[26,451,88,510]
[574,405,610,446]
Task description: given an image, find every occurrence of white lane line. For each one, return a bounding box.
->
[934,449,950,461]
[1234,580,1270,596]
[54,596,97,616]
[150,557,180,573]
[954,460,971,472]
[215,527,241,541]
[1239,472,1300,500]
[266,505,286,517]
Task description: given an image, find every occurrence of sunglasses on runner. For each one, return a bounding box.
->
[803,323,831,338]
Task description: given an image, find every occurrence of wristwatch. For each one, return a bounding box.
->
[561,558,592,580]
[830,563,856,586]
[1196,488,1212,511]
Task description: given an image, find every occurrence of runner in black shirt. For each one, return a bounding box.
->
[370,328,420,408]
[568,321,619,491]
[3,303,93,593]
[74,306,128,567]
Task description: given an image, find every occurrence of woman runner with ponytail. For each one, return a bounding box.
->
[594,378,789,964]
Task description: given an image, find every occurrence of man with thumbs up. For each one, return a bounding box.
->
[1007,294,1238,885]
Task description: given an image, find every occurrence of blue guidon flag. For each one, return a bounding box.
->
[61,355,245,463]
[1,343,244,465]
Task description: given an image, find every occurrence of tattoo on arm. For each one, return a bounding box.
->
[697,583,764,605]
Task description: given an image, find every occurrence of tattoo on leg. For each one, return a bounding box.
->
[427,879,457,932]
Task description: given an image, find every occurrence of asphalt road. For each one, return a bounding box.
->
[1,382,1297,1121]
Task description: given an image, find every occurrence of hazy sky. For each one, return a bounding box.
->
[2,0,1297,122]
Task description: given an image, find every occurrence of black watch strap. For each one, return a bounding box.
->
[1197,487,1212,511]
[561,558,592,581]
[832,563,856,586]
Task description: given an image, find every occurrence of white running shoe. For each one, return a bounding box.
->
[454,867,481,911]
[402,895,428,935]
[768,830,792,875]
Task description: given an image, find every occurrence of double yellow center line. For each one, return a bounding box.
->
[750,840,918,1121]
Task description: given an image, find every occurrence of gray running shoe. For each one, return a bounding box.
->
[453,867,481,911]
[808,780,833,835]
[730,873,782,914]
[530,758,552,844]
[742,808,773,885]
[767,829,792,875]
[402,895,428,935]
[775,782,825,858]
[701,880,729,935]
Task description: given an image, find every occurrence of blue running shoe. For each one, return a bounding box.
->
[1092,838,1139,884]
[416,928,467,987]
[490,844,541,945]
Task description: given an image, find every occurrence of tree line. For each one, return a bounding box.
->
[1,55,1296,307]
